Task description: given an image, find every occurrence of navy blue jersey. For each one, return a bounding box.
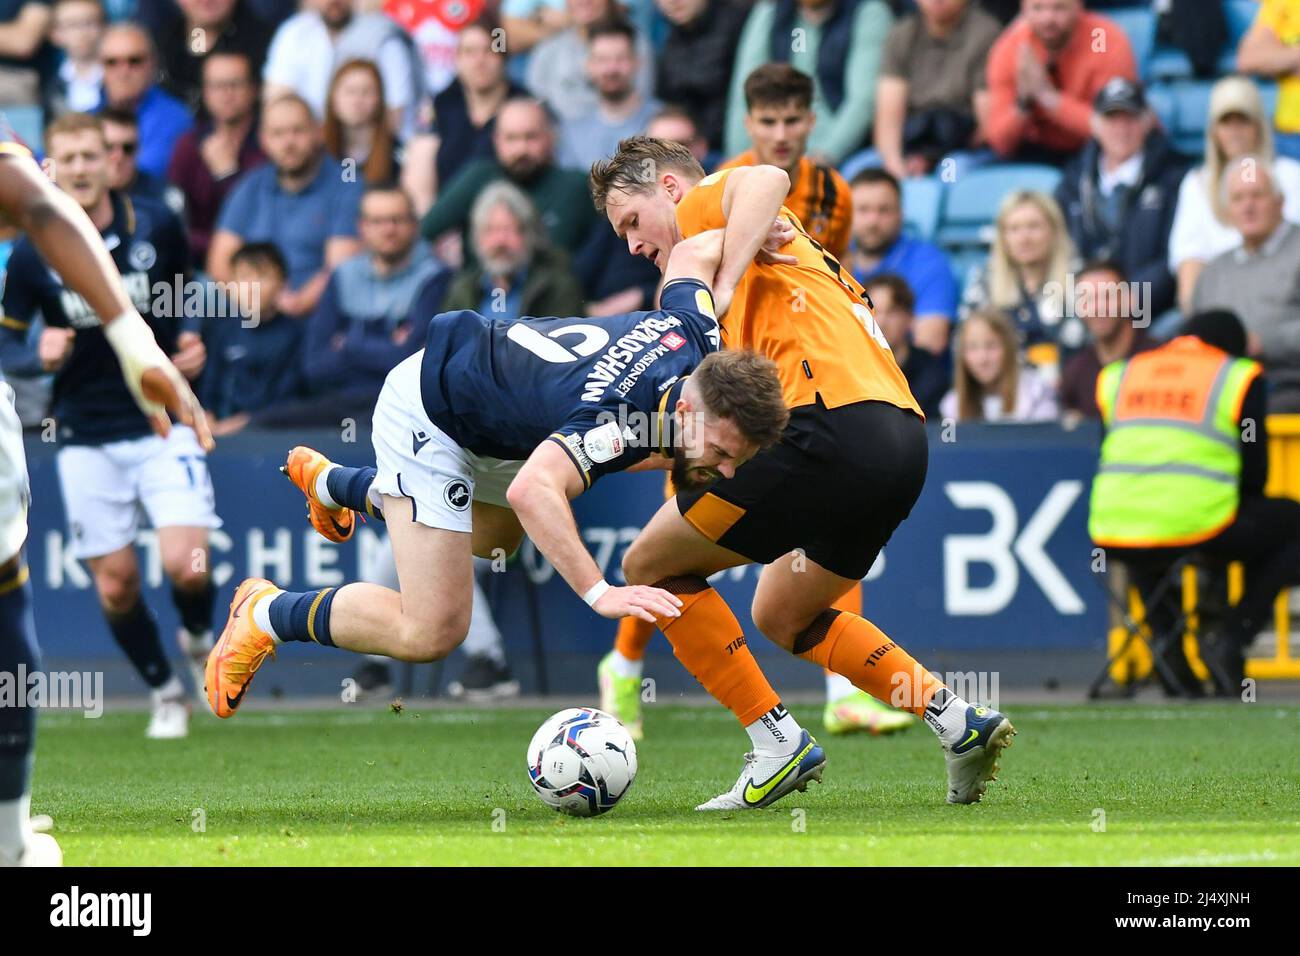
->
[0,191,190,445]
[419,278,719,487]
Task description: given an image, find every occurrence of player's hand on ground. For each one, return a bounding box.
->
[592,585,683,624]
[757,218,797,266]
[38,327,75,372]
[171,331,206,381]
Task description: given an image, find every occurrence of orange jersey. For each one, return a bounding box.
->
[676,168,921,417]
[718,152,853,260]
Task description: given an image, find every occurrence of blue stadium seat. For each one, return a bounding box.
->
[1168,80,1216,156]
[1219,0,1261,73]
[1106,7,1157,81]
[900,176,944,242]
[936,164,1062,249]
[1147,84,1177,132]
[3,106,42,156]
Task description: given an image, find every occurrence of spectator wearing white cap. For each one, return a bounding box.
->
[1168,76,1300,315]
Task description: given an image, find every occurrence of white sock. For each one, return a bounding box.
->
[923,687,971,745]
[0,793,30,862]
[314,465,342,509]
[607,649,642,680]
[744,703,801,756]
[252,591,283,644]
[824,671,858,702]
[152,674,185,702]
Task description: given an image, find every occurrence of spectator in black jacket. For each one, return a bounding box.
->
[199,242,303,434]
[655,0,748,152]
[864,272,947,417]
[1055,78,1188,320]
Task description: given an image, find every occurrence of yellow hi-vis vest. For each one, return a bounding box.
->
[1088,336,1261,549]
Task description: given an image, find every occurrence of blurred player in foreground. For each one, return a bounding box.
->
[0,136,210,867]
[204,231,791,720]
[591,136,1014,810]
[0,114,218,741]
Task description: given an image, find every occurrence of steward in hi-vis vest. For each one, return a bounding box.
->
[1089,335,1261,549]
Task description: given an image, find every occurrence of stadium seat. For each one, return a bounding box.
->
[1168,80,1216,156]
[1106,7,1156,81]
[3,106,43,155]
[1147,84,1177,132]
[1218,0,1261,74]
[936,164,1062,249]
[901,175,944,241]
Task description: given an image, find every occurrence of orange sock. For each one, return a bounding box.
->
[795,609,942,716]
[653,576,780,726]
[613,615,655,661]
[823,585,862,678]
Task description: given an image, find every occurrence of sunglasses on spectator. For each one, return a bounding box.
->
[103,54,148,68]
[107,141,138,155]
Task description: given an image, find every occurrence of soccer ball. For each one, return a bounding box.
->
[526,707,638,816]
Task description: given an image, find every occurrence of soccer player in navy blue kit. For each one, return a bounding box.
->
[205,230,790,717]
[0,113,219,743]
[0,133,210,866]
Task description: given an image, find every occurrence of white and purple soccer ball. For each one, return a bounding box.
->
[526,707,638,816]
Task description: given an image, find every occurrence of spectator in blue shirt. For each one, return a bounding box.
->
[199,242,304,434]
[207,92,363,318]
[96,23,194,178]
[849,167,957,356]
[275,183,450,425]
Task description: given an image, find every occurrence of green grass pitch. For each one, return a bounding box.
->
[30,702,1300,866]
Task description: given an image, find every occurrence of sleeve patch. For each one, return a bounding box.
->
[582,421,627,464]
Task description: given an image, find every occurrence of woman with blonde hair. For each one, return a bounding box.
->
[1168,75,1300,313]
[960,189,1084,373]
[940,309,1059,423]
[323,59,401,185]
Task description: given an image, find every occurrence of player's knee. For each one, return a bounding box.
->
[95,567,141,614]
[167,562,209,593]
[751,602,801,651]
[621,546,654,587]
[397,613,469,663]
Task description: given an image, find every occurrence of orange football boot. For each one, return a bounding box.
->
[282,445,355,543]
[206,577,279,718]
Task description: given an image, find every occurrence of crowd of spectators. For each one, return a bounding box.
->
[0,0,1296,432]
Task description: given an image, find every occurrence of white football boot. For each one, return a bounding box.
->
[146,686,190,739]
[695,730,825,811]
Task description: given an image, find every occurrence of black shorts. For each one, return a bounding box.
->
[675,399,928,579]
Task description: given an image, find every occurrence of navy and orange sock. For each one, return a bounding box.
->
[324,466,383,520]
[267,588,338,646]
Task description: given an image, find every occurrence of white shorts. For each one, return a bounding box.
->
[56,425,221,560]
[369,351,523,534]
[0,383,30,563]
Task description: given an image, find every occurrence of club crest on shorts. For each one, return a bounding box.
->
[443,479,471,511]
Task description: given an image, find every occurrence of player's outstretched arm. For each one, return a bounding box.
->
[507,441,683,624]
[0,155,213,449]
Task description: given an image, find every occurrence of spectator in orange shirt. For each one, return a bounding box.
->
[985,0,1136,166]
[720,64,852,259]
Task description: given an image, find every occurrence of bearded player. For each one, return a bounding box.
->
[590,136,1015,810]
[203,231,792,719]
[0,138,211,866]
